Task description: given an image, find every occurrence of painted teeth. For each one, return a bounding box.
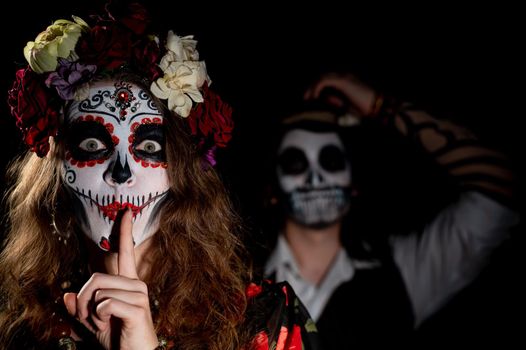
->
[74,189,167,221]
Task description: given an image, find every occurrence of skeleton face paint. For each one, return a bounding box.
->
[63,80,170,251]
[277,129,351,228]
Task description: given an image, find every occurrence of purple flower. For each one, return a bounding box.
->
[203,146,217,168]
[45,58,97,100]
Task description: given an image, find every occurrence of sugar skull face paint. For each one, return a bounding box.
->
[63,80,170,251]
[277,129,351,228]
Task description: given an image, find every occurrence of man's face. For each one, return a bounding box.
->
[277,129,351,228]
[63,80,170,251]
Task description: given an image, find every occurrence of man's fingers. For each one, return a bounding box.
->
[118,208,138,279]
[304,82,328,100]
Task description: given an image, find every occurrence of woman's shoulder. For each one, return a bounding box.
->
[244,280,321,350]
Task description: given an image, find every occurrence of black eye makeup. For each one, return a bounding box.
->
[278,147,308,175]
[132,124,166,162]
[319,145,346,172]
[66,121,115,161]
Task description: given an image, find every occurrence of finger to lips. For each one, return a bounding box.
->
[118,208,138,279]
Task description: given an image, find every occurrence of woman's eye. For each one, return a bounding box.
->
[78,138,106,152]
[136,140,162,154]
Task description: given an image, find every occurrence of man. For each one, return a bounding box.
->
[263,74,519,348]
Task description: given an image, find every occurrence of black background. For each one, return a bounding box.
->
[0,0,523,347]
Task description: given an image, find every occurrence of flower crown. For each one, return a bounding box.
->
[7,2,233,166]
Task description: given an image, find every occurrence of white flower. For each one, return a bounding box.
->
[165,30,199,61]
[151,62,205,117]
[151,30,211,117]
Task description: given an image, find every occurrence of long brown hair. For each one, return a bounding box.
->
[0,79,252,349]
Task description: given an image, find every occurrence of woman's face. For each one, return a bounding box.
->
[63,80,170,251]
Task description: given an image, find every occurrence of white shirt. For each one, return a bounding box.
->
[265,191,519,326]
[265,235,355,321]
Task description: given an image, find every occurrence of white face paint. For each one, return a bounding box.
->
[277,129,351,227]
[63,80,170,251]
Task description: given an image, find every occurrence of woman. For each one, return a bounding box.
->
[0,3,318,349]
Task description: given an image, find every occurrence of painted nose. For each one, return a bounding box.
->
[306,170,323,187]
[106,153,134,185]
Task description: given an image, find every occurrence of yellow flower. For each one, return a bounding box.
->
[23,16,89,74]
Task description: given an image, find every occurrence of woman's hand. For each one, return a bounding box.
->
[64,209,159,350]
[304,73,377,117]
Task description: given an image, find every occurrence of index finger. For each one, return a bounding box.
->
[118,208,138,279]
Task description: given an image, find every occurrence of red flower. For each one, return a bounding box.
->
[77,24,134,70]
[133,38,162,82]
[7,68,60,157]
[76,2,159,76]
[251,331,269,350]
[188,84,234,149]
[245,283,263,299]
[104,1,151,35]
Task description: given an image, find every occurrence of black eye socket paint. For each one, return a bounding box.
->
[132,123,166,162]
[319,145,346,172]
[66,121,115,161]
[278,147,309,175]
